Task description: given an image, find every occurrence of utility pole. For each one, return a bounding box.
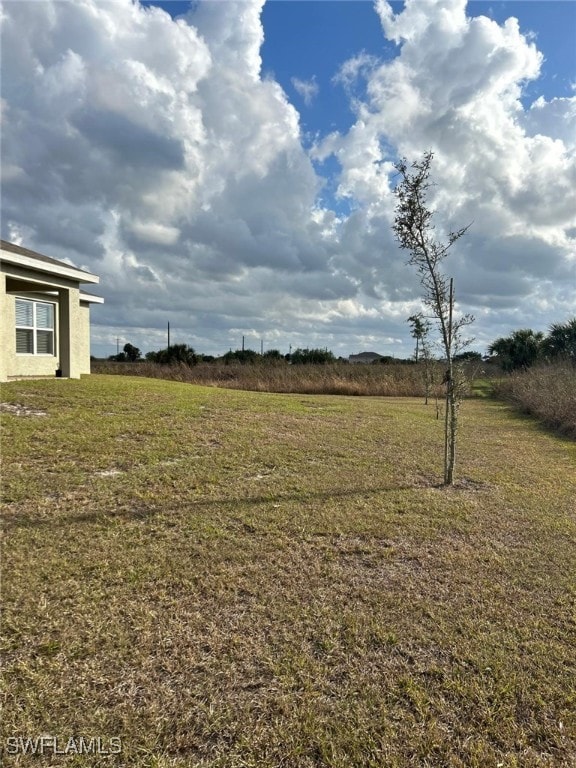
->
[261,339,263,355]
[167,321,171,349]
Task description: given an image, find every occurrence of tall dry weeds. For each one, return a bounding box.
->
[492,362,576,438]
[92,360,450,398]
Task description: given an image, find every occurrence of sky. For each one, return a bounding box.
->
[1,0,575,359]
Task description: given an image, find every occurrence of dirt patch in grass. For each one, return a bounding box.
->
[1,376,575,767]
[0,402,47,417]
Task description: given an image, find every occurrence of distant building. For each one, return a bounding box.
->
[0,240,103,381]
[348,351,384,364]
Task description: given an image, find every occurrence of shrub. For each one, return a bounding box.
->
[222,349,260,364]
[290,348,336,365]
[263,349,283,361]
[146,344,197,366]
[492,362,576,438]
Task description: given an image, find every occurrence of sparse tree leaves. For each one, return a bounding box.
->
[394,152,474,485]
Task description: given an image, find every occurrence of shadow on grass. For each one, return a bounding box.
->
[2,480,455,531]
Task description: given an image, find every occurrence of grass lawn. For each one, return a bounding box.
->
[1,375,575,767]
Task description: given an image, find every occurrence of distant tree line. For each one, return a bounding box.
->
[109,343,198,365]
[221,347,337,364]
[488,318,576,371]
[109,345,341,367]
[108,318,575,373]
[107,344,419,367]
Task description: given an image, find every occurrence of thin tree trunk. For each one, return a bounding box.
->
[447,391,457,485]
[444,387,450,483]
[444,279,455,485]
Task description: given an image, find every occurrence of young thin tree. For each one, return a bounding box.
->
[408,313,434,404]
[394,151,473,485]
[407,313,426,363]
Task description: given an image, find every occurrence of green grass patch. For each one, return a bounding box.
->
[1,375,575,766]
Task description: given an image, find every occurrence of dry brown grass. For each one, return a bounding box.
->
[92,360,452,398]
[492,362,576,438]
[1,375,575,767]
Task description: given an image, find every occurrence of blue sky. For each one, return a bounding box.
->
[157,1,575,135]
[260,2,576,126]
[258,0,576,214]
[2,0,575,358]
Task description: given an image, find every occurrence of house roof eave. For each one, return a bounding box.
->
[1,241,100,285]
[80,292,105,304]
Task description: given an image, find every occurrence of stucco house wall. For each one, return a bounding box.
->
[0,241,103,382]
[78,299,93,375]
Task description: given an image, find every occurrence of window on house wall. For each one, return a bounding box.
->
[15,299,55,355]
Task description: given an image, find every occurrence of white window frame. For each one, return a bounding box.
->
[15,298,56,356]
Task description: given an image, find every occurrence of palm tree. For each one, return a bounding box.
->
[123,343,141,362]
[151,344,198,366]
[488,329,544,371]
[543,318,576,363]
